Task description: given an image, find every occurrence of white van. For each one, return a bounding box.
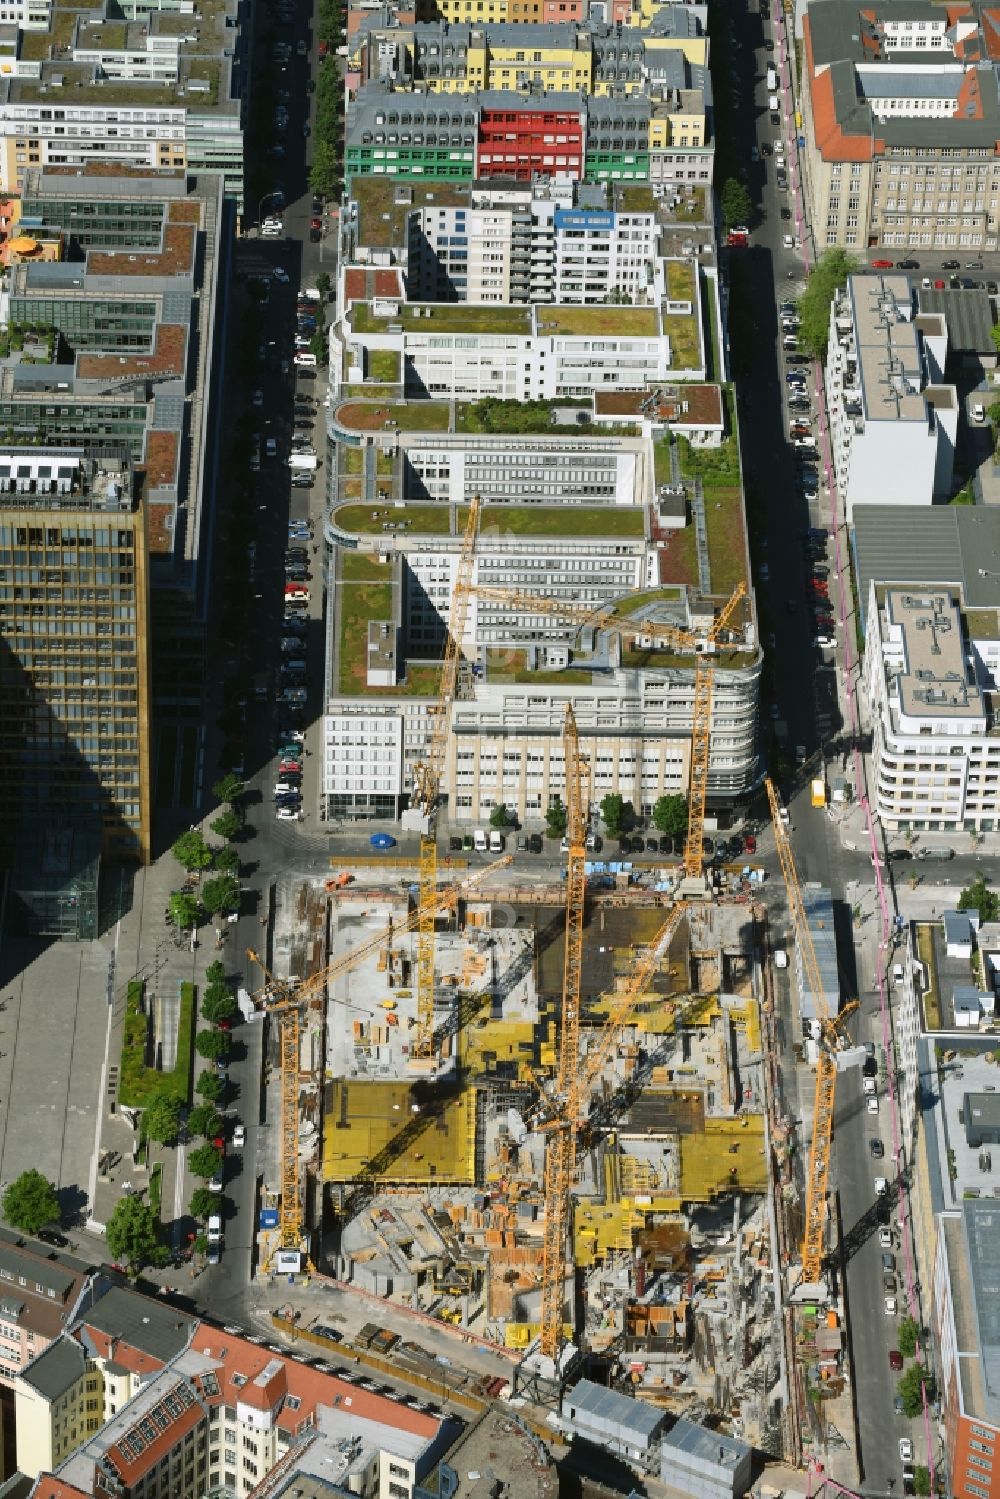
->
[294,352,318,369]
[288,453,318,471]
[489,829,504,853]
[768,92,779,111]
[473,829,488,852]
[207,1214,222,1244]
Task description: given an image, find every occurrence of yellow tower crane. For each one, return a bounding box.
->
[765,775,856,1284]
[464,580,746,878]
[245,852,510,1264]
[538,900,688,1361]
[408,493,482,1067]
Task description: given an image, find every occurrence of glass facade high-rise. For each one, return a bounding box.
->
[0,448,151,863]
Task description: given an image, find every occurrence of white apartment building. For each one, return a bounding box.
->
[825,274,957,520]
[393,432,649,507]
[406,188,657,306]
[864,583,1000,833]
[321,523,759,823]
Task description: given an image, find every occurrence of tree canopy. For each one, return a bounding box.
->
[188,1143,222,1179]
[201,874,240,917]
[652,794,688,837]
[211,773,245,806]
[600,794,633,837]
[897,1316,920,1359]
[188,1187,217,1221]
[898,1362,934,1419]
[187,1104,223,1139]
[545,796,567,837]
[142,1092,181,1147]
[171,829,214,872]
[201,985,237,1024]
[210,809,242,843]
[195,1029,229,1061]
[489,803,510,829]
[106,1195,164,1273]
[195,1070,223,1103]
[720,178,753,231]
[2,1170,60,1234]
[169,890,202,930]
[796,249,859,359]
[958,877,1000,924]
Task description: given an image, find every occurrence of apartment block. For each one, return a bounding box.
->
[348,11,709,95]
[862,582,1000,834]
[404,180,658,303]
[15,1283,454,1499]
[0,0,247,205]
[825,274,957,519]
[344,78,711,184]
[801,0,1000,252]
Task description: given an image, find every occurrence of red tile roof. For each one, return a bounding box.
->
[192,1329,441,1439]
[804,14,876,162]
[31,1478,93,1499]
[102,1389,204,1485]
[83,1326,167,1378]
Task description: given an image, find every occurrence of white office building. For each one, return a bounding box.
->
[824,273,957,520]
[864,582,1000,832]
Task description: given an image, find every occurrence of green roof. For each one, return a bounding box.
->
[535,305,659,338]
[331,502,646,540]
[350,303,531,336]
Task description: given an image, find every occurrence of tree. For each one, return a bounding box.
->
[188,1143,222,1179]
[545,796,567,838]
[205,960,227,986]
[211,773,245,805]
[187,1104,223,1139]
[991,324,1000,357]
[201,986,237,1025]
[652,794,688,837]
[142,1091,181,1147]
[210,809,241,842]
[192,1233,209,1258]
[189,1187,217,1221]
[897,1316,920,1359]
[489,803,510,829]
[195,1070,223,1103]
[720,177,753,231]
[214,845,240,874]
[171,829,214,872]
[309,330,327,364]
[106,1195,164,1273]
[195,1029,229,1061]
[796,248,860,359]
[898,1363,934,1419]
[958,876,1000,924]
[201,874,240,918]
[2,1170,60,1234]
[309,140,340,199]
[913,1468,931,1497]
[600,793,634,837]
[316,272,331,302]
[169,890,202,931]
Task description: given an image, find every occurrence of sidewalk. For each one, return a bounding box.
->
[88,841,235,1252]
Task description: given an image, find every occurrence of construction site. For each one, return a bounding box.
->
[245,496,859,1482]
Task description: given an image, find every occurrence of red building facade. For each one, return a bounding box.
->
[475,99,586,180]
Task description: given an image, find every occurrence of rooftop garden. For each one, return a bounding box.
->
[332,501,646,539]
[966,609,1000,641]
[333,501,455,536]
[351,302,531,336]
[335,399,451,433]
[666,314,700,370]
[666,261,696,304]
[367,348,401,383]
[535,305,659,338]
[337,552,394,693]
[618,184,658,214]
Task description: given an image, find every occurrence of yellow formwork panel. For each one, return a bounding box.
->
[322,1079,476,1185]
[587,990,718,1038]
[728,996,762,1055]
[678,1115,767,1198]
[504,1322,573,1349]
[459,1017,539,1074]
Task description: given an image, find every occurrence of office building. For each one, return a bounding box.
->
[321,400,758,823]
[0,1,247,205]
[0,447,151,862]
[825,274,957,519]
[863,582,1000,834]
[801,0,1000,252]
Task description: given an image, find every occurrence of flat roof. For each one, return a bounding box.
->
[847,275,928,425]
[886,588,983,720]
[853,505,1000,615]
[917,285,996,353]
[19,1335,86,1400]
[963,1198,1000,1422]
[80,1284,196,1364]
[566,1378,664,1442]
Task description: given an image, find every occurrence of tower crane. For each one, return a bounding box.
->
[245,851,510,1264]
[464,580,747,878]
[538,899,687,1360]
[407,493,482,1067]
[765,775,856,1285]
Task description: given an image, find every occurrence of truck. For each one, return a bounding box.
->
[811,777,827,808]
[768,92,780,112]
[727,225,749,248]
[288,452,318,470]
[767,64,778,90]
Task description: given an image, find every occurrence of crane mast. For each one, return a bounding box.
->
[410,494,482,1064]
[765,775,840,1284]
